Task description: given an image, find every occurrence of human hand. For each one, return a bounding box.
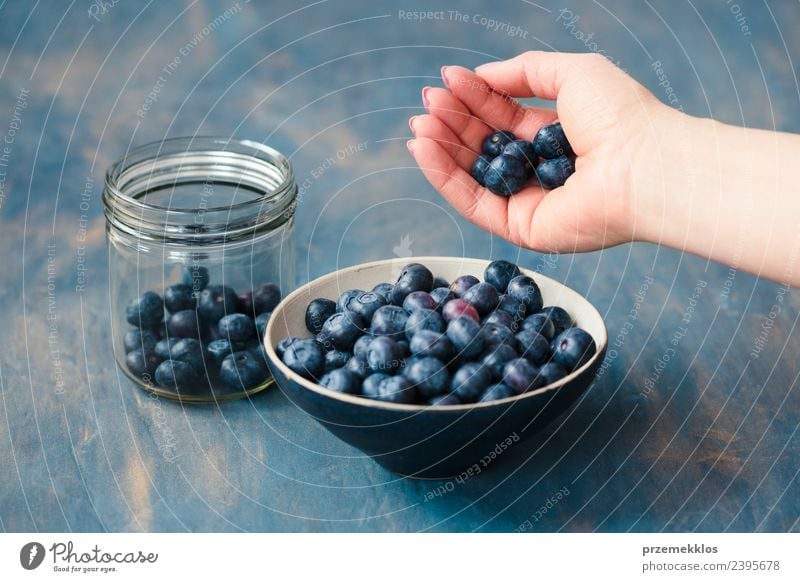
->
[407,51,674,252]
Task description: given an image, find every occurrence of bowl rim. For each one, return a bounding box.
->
[264,256,608,412]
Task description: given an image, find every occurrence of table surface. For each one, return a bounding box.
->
[1,0,798,533]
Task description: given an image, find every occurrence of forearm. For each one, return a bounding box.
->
[635,110,800,285]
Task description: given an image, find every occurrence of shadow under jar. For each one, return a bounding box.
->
[104,137,297,402]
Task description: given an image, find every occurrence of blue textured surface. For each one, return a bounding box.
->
[0,0,798,532]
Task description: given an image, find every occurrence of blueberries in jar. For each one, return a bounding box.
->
[154,337,181,360]
[182,265,210,294]
[169,338,205,372]
[305,298,337,334]
[167,309,201,339]
[207,338,238,367]
[220,351,267,390]
[253,282,281,315]
[126,291,164,329]
[198,285,238,325]
[254,312,271,341]
[125,347,162,381]
[164,284,196,313]
[217,313,256,343]
[155,360,201,393]
[123,328,159,353]
[236,291,255,316]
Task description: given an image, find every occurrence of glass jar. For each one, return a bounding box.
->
[104,137,297,402]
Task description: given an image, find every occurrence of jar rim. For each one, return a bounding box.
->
[103,136,297,243]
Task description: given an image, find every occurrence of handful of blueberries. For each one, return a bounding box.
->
[472,122,576,195]
[122,265,280,395]
[278,261,596,405]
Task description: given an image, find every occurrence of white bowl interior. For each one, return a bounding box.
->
[265,257,607,409]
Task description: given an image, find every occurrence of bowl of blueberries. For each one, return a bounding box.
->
[265,257,606,478]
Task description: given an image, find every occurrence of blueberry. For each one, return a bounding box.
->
[349,291,389,323]
[207,339,238,367]
[484,154,531,196]
[371,282,393,303]
[403,357,450,400]
[502,358,545,394]
[125,347,162,381]
[198,285,238,324]
[521,313,556,341]
[345,354,371,379]
[337,289,364,313]
[540,306,573,336]
[281,338,325,380]
[375,375,417,404]
[123,328,159,353]
[402,291,438,313]
[462,282,500,316]
[471,154,493,186]
[481,344,519,380]
[496,294,527,320]
[275,336,299,359]
[396,339,411,358]
[506,275,543,314]
[449,275,479,298]
[154,337,181,360]
[324,349,351,372]
[318,312,366,351]
[451,362,493,403]
[432,276,450,289]
[533,122,573,159]
[366,336,404,374]
[429,287,455,311]
[429,393,461,406]
[551,327,596,371]
[353,335,375,359]
[254,312,271,341]
[362,373,391,399]
[236,291,255,316]
[442,299,480,323]
[247,338,268,367]
[391,263,434,305]
[169,338,205,371]
[155,360,201,392]
[305,298,337,334]
[482,322,519,350]
[534,156,575,189]
[404,309,445,340]
[181,265,210,294]
[502,140,537,169]
[482,130,516,157]
[484,260,521,293]
[253,283,281,314]
[409,330,455,362]
[217,313,256,343]
[479,383,515,403]
[166,310,201,339]
[446,316,485,360]
[370,305,410,338]
[483,310,519,332]
[320,369,362,394]
[126,291,164,329]
[537,362,568,386]
[220,351,267,390]
[164,284,196,313]
[516,329,551,365]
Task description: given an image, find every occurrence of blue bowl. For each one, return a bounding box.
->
[265,257,607,479]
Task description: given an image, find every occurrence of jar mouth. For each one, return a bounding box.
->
[103,136,297,243]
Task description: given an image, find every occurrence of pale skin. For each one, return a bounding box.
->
[407,51,800,286]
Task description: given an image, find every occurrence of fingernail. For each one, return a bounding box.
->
[406,140,416,154]
[475,61,501,73]
[440,66,450,89]
[421,86,431,109]
[408,116,419,134]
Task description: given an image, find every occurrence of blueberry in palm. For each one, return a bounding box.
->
[482,130,516,157]
[483,154,531,196]
[535,156,575,189]
[471,154,493,186]
[502,140,537,169]
[533,122,573,158]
